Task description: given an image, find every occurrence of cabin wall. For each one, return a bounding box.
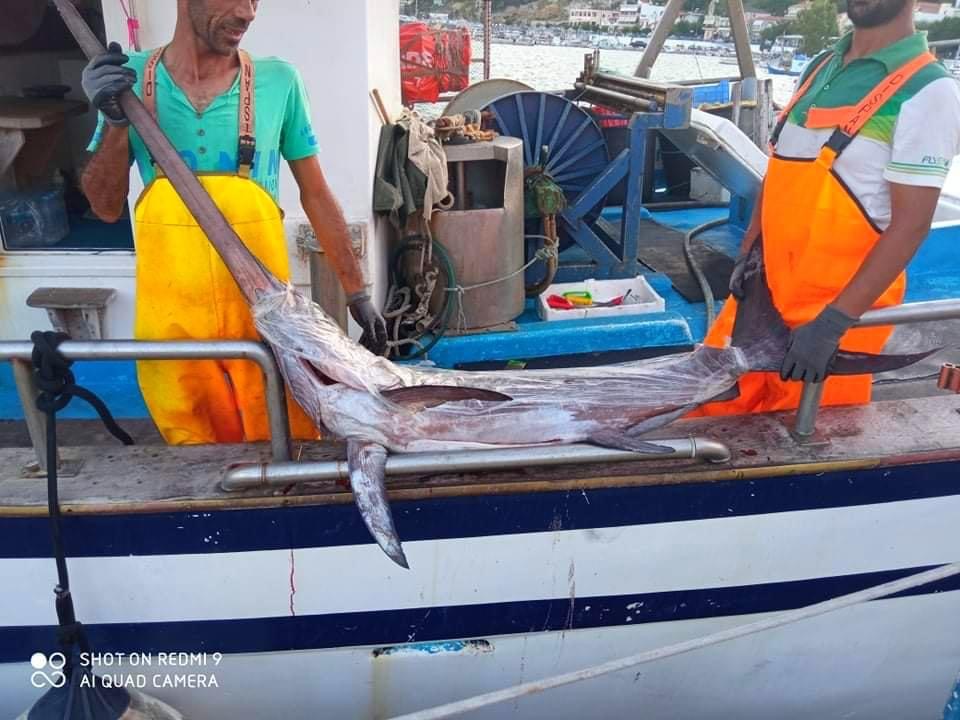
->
[366,1,403,302]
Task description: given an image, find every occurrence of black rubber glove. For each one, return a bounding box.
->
[780,305,858,384]
[348,292,388,356]
[728,252,749,300]
[81,41,137,127]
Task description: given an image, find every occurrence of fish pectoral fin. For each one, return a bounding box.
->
[831,347,943,375]
[346,441,409,569]
[589,431,676,455]
[382,385,513,409]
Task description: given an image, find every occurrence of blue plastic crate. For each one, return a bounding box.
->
[691,79,730,106]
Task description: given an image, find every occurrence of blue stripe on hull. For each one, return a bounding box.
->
[2,460,959,559]
[2,565,957,663]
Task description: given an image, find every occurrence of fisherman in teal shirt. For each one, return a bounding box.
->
[87,47,316,202]
[80,0,388,445]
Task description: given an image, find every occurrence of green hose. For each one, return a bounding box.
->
[682,217,730,328]
[388,235,458,361]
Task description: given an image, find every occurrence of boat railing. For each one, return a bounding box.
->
[0,340,292,467]
[794,298,960,439]
[0,339,734,487]
[219,439,734,492]
[6,297,957,484]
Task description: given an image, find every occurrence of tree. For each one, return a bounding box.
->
[919,16,960,42]
[672,19,705,37]
[794,0,839,54]
[749,0,798,16]
[761,18,794,44]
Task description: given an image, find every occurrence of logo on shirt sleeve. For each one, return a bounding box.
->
[921,155,952,169]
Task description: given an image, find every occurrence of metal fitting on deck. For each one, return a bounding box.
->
[938,363,960,393]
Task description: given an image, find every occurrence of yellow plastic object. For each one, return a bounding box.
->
[133,175,318,444]
[563,291,593,306]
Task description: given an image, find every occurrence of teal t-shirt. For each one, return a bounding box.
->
[87,50,319,202]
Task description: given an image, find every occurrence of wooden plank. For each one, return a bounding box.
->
[27,287,118,310]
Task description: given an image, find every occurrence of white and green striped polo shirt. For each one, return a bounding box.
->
[776,31,960,229]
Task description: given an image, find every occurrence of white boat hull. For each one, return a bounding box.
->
[3,466,960,718]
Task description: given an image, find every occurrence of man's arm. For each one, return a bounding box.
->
[289,155,365,296]
[832,183,941,317]
[81,125,131,223]
[79,41,137,223]
[289,155,388,355]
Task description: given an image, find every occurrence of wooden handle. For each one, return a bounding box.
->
[371,89,391,126]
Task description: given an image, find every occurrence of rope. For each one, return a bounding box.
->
[118,0,140,51]
[386,236,457,360]
[445,237,559,295]
[446,239,560,333]
[389,562,960,720]
[31,331,133,678]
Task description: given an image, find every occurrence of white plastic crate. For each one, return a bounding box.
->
[537,275,666,322]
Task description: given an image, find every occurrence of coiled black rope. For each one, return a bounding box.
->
[30,331,133,679]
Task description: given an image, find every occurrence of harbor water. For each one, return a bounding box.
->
[470,42,799,104]
[463,42,960,195]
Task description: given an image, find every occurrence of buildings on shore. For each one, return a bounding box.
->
[566,0,960,41]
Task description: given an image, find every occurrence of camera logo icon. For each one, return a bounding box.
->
[30,652,67,689]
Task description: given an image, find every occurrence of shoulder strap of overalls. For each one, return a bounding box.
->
[769,51,834,151]
[142,48,257,178]
[815,51,938,160]
[236,50,256,178]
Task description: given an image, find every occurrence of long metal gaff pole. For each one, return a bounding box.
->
[50,0,277,305]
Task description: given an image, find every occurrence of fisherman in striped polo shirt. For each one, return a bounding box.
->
[699,0,960,415]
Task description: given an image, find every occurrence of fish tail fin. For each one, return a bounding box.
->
[731,241,943,376]
[730,241,791,372]
[347,440,409,570]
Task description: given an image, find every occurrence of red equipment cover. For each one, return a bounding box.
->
[400,22,472,105]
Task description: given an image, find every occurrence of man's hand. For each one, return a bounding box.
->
[728,252,749,300]
[780,305,858,384]
[81,41,136,126]
[348,292,388,356]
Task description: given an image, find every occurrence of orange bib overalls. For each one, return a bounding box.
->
[133,48,317,444]
[698,51,937,416]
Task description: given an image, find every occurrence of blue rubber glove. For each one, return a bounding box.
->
[348,292,388,356]
[81,41,136,127]
[780,305,858,384]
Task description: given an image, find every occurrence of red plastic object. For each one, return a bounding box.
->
[547,294,575,310]
[400,23,472,105]
[592,104,629,129]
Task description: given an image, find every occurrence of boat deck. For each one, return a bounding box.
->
[1,393,958,515]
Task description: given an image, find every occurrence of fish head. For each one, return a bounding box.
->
[253,285,418,394]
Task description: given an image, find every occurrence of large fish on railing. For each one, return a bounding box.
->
[253,242,937,569]
[52,0,938,571]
